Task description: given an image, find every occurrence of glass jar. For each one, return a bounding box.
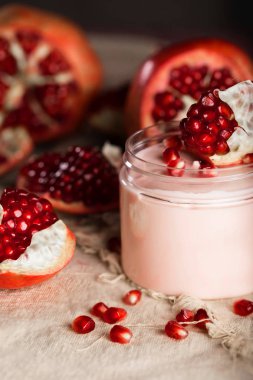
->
[120,122,253,299]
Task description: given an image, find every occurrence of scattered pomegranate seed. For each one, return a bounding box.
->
[72,315,95,334]
[233,299,253,317]
[110,325,133,344]
[194,308,210,330]
[176,309,194,325]
[103,307,127,324]
[123,289,142,306]
[91,302,108,318]
[165,320,188,340]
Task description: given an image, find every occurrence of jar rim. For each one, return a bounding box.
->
[125,122,253,183]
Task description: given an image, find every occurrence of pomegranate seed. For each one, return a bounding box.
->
[91,302,108,318]
[194,309,210,330]
[233,299,253,316]
[103,307,127,324]
[176,309,194,325]
[202,110,216,122]
[72,315,95,334]
[110,325,133,344]
[218,103,233,119]
[164,136,182,150]
[196,133,216,146]
[165,320,188,340]
[168,158,185,177]
[216,139,230,155]
[242,153,253,164]
[185,118,204,133]
[123,289,142,306]
[163,148,180,165]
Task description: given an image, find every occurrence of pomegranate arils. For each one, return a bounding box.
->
[72,315,95,334]
[194,308,210,330]
[180,90,238,157]
[164,136,182,150]
[20,146,119,208]
[152,91,184,122]
[209,68,236,91]
[91,302,108,318]
[39,50,70,75]
[176,309,194,325]
[103,307,127,324]
[233,299,253,317]
[0,188,58,263]
[170,64,207,99]
[123,289,142,306]
[16,30,41,55]
[163,148,180,165]
[242,153,253,164]
[165,320,188,340]
[110,325,133,344]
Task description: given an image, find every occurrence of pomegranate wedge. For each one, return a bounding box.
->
[0,188,75,288]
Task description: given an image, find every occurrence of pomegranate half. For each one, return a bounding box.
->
[17,145,120,214]
[0,4,102,142]
[125,39,253,135]
[0,188,75,288]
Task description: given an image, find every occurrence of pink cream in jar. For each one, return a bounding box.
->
[120,123,253,299]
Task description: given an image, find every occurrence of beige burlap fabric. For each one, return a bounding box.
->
[0,34,252,380]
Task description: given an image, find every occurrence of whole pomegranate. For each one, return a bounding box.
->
[0,4,102,142]
[126,39,253,135]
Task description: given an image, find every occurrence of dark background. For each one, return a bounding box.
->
[0,0,252,53]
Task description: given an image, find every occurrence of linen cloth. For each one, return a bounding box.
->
[0,34,252,380]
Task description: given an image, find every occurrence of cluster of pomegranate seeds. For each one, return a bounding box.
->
[20,146,119,207]
[152,91,184,122]
[0,188,58,263]
[39,50,70,75]
[0,37,17,75]
[72,315,96,334]
[169,64,208,100]
[110,325,133,344]
[165,308,210,340]
[180,90,238,156]
[123,289,142,306]
[209,68,236,91]
[151,64,237,123]
[16,30,41,55]
[233,299,253,317]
